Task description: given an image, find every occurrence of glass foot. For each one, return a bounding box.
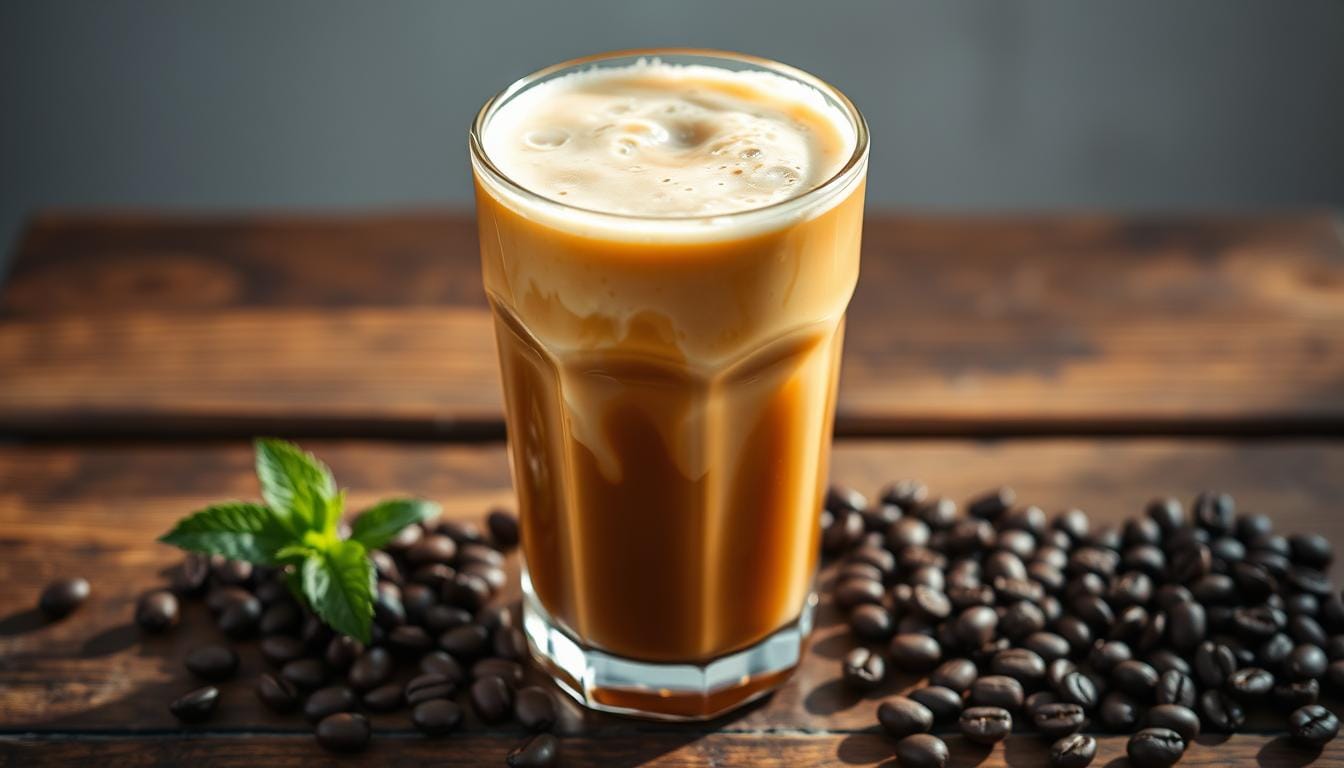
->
[521,569,815,721]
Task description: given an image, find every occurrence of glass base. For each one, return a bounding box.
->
[521,569,815,721]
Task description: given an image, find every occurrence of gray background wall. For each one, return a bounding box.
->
[3,1,1343,275]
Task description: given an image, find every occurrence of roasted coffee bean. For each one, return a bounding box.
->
[1228,666,1275,700]
[908,566,946,593]
[1000,602,1047,641]
[347,647,393,691]
[910,585,951,620]
[1056,616,1093,655]
[1194,642,1237,688]
[170,553,211,597]
[1089,640,1131,675]
[1112,660,1159,699]
[300,613,333,651]
[1146,498,1184,533]
[930,658,978,692]
[1055,508,1090,542]
[1193,491,1234,534]
[185,644,239,682]
[324,635,363,670]
[1026,691,1060,717]
[1232,605,1281,642]
[387,624,434,657]
[406,672,457,705]
[1289,615,1328,648]
[1291,533,1334,570]
[948,519,995,555]
[1057,671,1099,710]
[1147,703,1200,742]
[1034,702,1086,738]
[423,604,473,634]
[1287,643,1328,681]
[968,487,1015,520]
[1099,691,1142,732]
[1199,688,1245,732]
[917,497,958,530]
[836,578,886,611]
[968,675,1024,710]
[216,594,262,639]
[362,682,404,712]
[39,577,90,619]
[1124,545,1166,579]
[850,603,894,641]
[255,672,299,713]
[486,508,520,549]
[412,563,456,591]
[881,479,928,510]
[303,685,357,723]
[822,509,865,554]
[435,519,485,545]
[1135,611,1167,652]
[514,686,557,732]
[997,529,1037,561]
[984,550,1028,583]
[1225,636,1256,665]
[281,657,327,690]
[1071,595,1114,633]
[1273,678,1321,709]
[1289,704,1340,747]
[1029,562,1066,594]
[258,600,300,635]
[1109,605,1149,644]
[384,522,423,552]
[1146,649,1192,676]
[959,706,1013,745]
[1167,601,1206,652]
[507,733,560,768]
[1155,670,1196,708]
[471,675,514,724]
[890,633,942,672]
[1050,733,1097,768]
[1169,543,1212,586]
[260,635,306,666]
[992,648,1046,686]
[1210,536,1247,566]
[315,712,370,754]
[842,647,885,690]
[494,626,528,661]
[1289,566,1334,597]
[135,590,180,632]
[439,623,490,659]
[473,658,526,689]
[396,583,436,623]
[408,534,458,566]
[955,606,999,649]
[169,686,220,723]
[1127,727,1185,768]
[878,697,934,738]
[208,556,252,586]
[1024,632,1071,662]
[412,698,464,737]
[864,503,904,534]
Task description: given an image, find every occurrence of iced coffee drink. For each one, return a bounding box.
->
[469,50,868,719]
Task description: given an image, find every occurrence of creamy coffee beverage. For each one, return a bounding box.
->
[471,51,868,719]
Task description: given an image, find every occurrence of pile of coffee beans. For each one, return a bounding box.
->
[41,507,558,765]
[823,484,1343,767]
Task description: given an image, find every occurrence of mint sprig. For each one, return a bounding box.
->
[159,438,440,643]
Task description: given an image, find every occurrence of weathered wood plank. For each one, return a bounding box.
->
[2,732,1338,768]
[2,439,1342,736]
[2,212,1341,437]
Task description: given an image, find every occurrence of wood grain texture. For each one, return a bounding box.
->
[3,212,1342,437]
[2,438,1343,758]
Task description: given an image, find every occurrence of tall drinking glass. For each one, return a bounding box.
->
[469,49,868,719]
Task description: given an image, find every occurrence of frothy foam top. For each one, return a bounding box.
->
[481,59,857,218]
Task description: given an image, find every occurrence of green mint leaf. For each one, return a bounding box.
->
[314,490,345,539]
[274,544,317,566]
[301,539,374,644]
[349,499,441,550]
[159,502,294,564]
[255,438,337,535]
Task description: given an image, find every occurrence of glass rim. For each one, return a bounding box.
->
[468,48,870,226]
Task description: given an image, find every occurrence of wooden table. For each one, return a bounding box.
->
[2,211,1343,766]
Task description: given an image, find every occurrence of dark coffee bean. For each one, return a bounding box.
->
[169,686,220,723]
[1109,572,1153,609]
[1047,658,1076,688]
[1231,605,1281,642]
[1088,640,1131,675]
[1194,641,1236,689]
[1034,702,1086,738]
[514,686,557,731]
[439,623,490,659]
[443,572,490,612]
[362,682,404,712]
[1289,703,1340,747]
[1051,733,1097,768]
[1024,632,1071,662]
[1069,547,1120,579]
[300,613,333,651]
[930,658,978,692]
[1154,670,1196,708]
[878,697,934,738]
[507,733,560,768]
[347,647,393,691]
[1026,691,1060,717]
[1228,666,1275,700]
[967,486,1015,520]
[1147,704,1200,742]
[257,600,300,636]
[881,479,927,509]
[1099,691,1142,732]
[473,658,526,688]
[1000,602,1047,641]
[384,522,424,552]
[1289,566,1333,597]
[398,583,437,623]
[1166,600,1206,652]
[412,563,456,591]
[408,534,458,566]
[968,675,1024,710]
[997,529,1037,561]
[908,566,945,593]
[1125,517,1163,548]
[436,519,486,545]
[1057,671,1099,710]
[916,497,958,530]
[1135,610,1167,653]
[948,584,995,611]
[256,672,299,713]
[38,577,90,619]
[487,508,520,549]
[494,626,528,661]
[1054,508,1090,542]
[1273,678,1320,709]
[1111,660,1159,699]
[959,706,1012,745]
[909,686,963,722]
[1152,584,1193,611]
[1199,688,1245,732]
[1146,498,1184,533]
[324,635,363,670]
[368,549,403,586]
[1055,616,1093,655]
[1071,595,1114,632]
[1286,643,1328,681]
[314,712,370,754]
[1210,535,1246,566]
[1146,649,1191,676]
[863,503,904,534]
[1029,562,1066,594]
[1290,533,1333,570]
[412,698,464,737]
[849,604,894,641]
[984,550,1028,582]
[216,594,261,639]
[281,657,327,690]
[1259,632,1295,670]
[911,585,951,620]
[1290,615,1328,648]
[954,606,998,649]
[1111,605,1150,645]
[208,556,252,586]
[1169,543,1212,586]
[825,484,867,513]
[890,633,942,673]
[842,647,885,690]
[1122,545,1166,579]
[948,519,995,555]
[387,624,434,657]
[471,675,514,724]
[373,582,406,628]
[303,685,356,723]
[822,508,865,554]
[1193,491,1234,534]
[170,553,211,597]
[406,672,457,705]
[457,543,505,571]
[135,590,180,633]
[992,648,1046,686]
[848,544,897,580]
[185,644,239,682]
[1127,727,1184,768]
[423,604,473,634]
[260,634,306,666]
